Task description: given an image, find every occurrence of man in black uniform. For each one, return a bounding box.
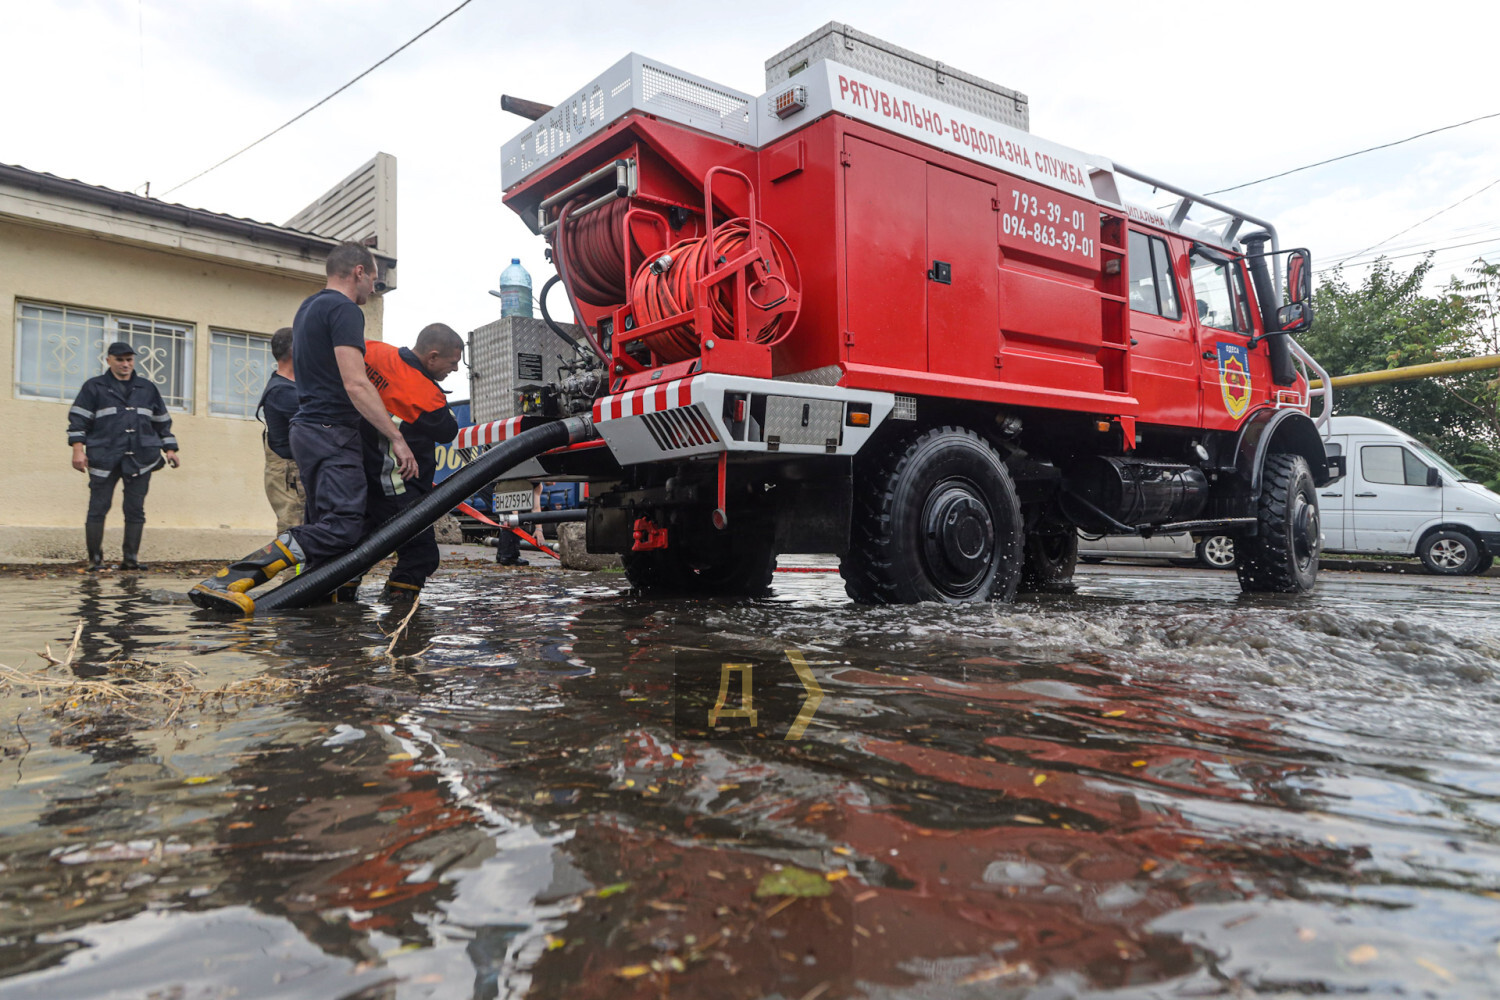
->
[191,242,416,613]
[68,341,180,571]
[257,327,303,534]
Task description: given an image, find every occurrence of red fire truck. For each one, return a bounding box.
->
[478,27,1341,603]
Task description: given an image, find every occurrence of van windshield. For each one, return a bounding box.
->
[1403,437,1472,483]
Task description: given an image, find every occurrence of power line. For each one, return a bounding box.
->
[1205,110,1500,196]
[1314,234,1500,274]
[1323,222,1500,267]
[1335,176,1500,266]
[161,0,480,197]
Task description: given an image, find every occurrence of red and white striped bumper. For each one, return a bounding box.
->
[590,373,895,465]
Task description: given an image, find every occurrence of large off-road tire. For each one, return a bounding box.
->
[1418,529,1482,575]
[1018,530,1079,592]
[1236,453,1319,594]
[842,426,1024,604]
[622,528,777,597]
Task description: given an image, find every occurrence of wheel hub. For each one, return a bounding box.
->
[1431,538,1468,569]
[1291,493,1320,569]
[1203,534,1235,568]
[922,484,995,596]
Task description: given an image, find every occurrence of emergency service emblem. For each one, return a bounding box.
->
[1217,342,1252,419]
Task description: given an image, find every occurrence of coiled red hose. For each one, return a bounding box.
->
[628,219,797,363]
[555,197,636,306]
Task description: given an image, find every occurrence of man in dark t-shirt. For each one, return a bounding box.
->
[191,242,416,614]
[257,326,303,534]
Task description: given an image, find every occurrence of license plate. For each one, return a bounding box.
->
[493,490,532,512]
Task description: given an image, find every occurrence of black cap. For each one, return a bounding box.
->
[106,341,135,357]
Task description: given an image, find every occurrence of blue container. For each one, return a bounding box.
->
[498,258,532,318]
[539,482,582,511]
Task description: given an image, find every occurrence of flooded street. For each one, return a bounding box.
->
[1,560,1499,999]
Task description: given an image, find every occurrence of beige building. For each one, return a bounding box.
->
[0,155,397,563]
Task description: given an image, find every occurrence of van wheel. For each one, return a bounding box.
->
[842,426,1023,604]
[1237,453,1319,593]
[1419,529,1481,575]
[1019,530,1078,592]
[1196,533,1237,569]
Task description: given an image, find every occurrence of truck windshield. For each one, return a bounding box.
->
[1403,437,1473,482]
[1190,256,1250,333]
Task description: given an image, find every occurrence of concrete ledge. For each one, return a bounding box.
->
[0,526,269,564]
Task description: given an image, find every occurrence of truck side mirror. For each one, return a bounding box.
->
[1276,300,1313,333]
[1286,249,1312,304]
[1427,466,1441,487]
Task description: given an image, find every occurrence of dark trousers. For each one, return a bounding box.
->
[87,468,150,524]
[289,422,367,562]
[495,528,522,563]
[365,484,440,587]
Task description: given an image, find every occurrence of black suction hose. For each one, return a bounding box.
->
[257,416,595,612]
[538,274,586,356]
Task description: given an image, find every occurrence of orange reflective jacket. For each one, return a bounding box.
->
[364,341,446,424]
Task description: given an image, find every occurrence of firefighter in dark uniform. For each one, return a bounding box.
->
[359,323,464,600]
[68,341,180,571]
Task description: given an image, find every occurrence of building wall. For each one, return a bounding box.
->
[0,218,385,562]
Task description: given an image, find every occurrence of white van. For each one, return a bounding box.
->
[1319,415,1500,575]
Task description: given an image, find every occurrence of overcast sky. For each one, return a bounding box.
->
[5,0,1500,395]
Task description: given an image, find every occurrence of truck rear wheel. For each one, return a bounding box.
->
[623,529,777,597]
[1018,530,1078,592]
[1237,453,1319,594]
[843,426,1023,604]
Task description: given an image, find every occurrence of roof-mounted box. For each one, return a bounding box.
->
[765,23,1029,132]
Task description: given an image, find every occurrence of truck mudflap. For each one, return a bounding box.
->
[589,373,896,465]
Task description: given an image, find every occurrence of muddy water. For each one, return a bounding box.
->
[1,563,1499,999]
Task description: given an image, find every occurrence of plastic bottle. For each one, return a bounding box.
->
[498,258,533,318]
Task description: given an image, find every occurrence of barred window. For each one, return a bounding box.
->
[15,302,194,410]
[209,330,274,417]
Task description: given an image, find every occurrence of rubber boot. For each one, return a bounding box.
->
[85,521,105,572]
[330,578,362,603]
[495,529,528,566]
[189,532,303,615]
[119,522,147,571]
[382,580,422,602]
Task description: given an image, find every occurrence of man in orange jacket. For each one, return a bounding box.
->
[359,323,464,600]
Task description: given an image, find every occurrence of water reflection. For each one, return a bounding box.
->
[0,566,1498,997]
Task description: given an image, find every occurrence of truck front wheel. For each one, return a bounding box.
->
[1237,453,1319,594]
[843,426,1023,604]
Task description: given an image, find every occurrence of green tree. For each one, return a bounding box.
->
[1300,256,1500,485]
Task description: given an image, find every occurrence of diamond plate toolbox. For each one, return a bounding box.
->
[763,395,843,449]
[467,316,587,424]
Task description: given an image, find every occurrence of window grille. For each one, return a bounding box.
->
[15,301,194,410]
[209,330,273,418]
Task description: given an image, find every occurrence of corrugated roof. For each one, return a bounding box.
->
[0,162,396,263]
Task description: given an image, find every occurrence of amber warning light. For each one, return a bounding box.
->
[773,86,808,119]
